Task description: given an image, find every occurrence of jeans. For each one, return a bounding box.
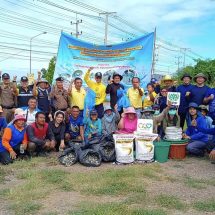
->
[135,108,142,119]
[186,140,207,156]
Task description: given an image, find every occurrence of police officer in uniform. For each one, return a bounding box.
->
[0,73,18,123]
[17,76,34,108]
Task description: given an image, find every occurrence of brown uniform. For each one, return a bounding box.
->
[0,84,16,123]
[50,87,69,111]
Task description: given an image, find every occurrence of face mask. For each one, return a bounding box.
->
[168,110,176,115]
[154,110,160,115]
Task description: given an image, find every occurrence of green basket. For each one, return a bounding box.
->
[163,138,188,144]
[153,141,171,163]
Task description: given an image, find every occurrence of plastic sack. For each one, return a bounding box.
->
[134,132,158,161]
[78,148,101,167]
[113,134,134,164]
[83,89,96,119]
[99,135,115,162]
[117,88,130,111]
[58,146,78,166]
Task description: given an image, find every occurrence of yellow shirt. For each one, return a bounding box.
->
[69,87,86,110]
[143,91,157,108]
[127,87,144,109]
[84,70,106,105]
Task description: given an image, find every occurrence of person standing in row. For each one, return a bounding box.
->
[68,77,86,117]
[177,73,193,129]
[187,73,210,105]
[84,67,106,118]
[106,73,124,110]
[127,77,144,118]
[17,76,33,108]
[50,77,69,112]
[0,73,18,123]
[33,78,51,121]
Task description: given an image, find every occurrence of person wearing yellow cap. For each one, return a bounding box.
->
[161,75,176,92]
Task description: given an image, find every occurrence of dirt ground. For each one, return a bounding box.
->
[0,155,214,215]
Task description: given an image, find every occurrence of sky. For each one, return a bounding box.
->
[0,0,214,79]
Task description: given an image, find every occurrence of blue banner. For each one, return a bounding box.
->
[53,32,154,89]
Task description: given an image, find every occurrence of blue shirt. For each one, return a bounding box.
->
[185,115,208,142]
[177,84,193,113]
[189,85,210,105]
[84,118,102,137]
[67,115,84,138]
[205,88,215,120]
[0,117,7,130]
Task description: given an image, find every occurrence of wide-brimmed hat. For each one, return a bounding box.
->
[14,108,25,116]
[161,75,173,84]
[193,73,207,82]
[199,105,209,112]
[104,105,112,112]
[181,73,192,81]
[122,107,136,117]
[13,114,26,123]
[141,106,155,113]
[112,72,123,81]
[37,78,49,85]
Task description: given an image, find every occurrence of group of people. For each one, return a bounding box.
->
[0,67,215,165]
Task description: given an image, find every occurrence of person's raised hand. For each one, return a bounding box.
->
[185,91,191,96]
[88,67,94,71]
[209,94,214,100]
[209,150,215,160]
[191,119,197,127]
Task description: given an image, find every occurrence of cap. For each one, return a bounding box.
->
[188,102,199,109]
[90,109,98,115]
[141,106,155,113]
[152,104,160,110]
[56,77,64,82]
[21,76,28,82]
[95,72,102,78]
[2,73,10,79]
[37,78,49,85]
[151,78,158,84]
[199,105,209,112]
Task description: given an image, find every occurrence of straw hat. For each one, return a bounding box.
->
[161,75,173,84]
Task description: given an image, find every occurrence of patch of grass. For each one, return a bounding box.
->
[123,193,147,205]
[10,201,42,215]
[184,177,206,189]
[68,202,129,215]
[155,194,186,210]
[40,169,68,184]
[193,198,215,212]
[0,168,6,183]
[131,208,167,215]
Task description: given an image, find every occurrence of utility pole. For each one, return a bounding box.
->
[71,14,82,38]
[175,56,182,71]
[99,12,116,45]
[180,48,191,67]
[151,27,157,77]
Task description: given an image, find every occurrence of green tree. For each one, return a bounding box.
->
[44,56,56,83]
[174,59,215,86]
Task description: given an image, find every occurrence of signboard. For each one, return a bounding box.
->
[137,119,153,133]
[167,92,180,106]
[53,32,154,89]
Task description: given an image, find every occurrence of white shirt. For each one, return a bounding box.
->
[23,108,39,125]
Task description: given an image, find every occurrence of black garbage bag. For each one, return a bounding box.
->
[59,146,78,166]
[99,138,116,162]
[78,148,101,167]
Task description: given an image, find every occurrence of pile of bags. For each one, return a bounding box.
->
[165,126,182,140]
[59,135,116,167]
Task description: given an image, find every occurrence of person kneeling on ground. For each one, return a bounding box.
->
[0,114,28,165]
[184,102,208,157]
[117,107,137,134]
[27,112,55,156]
[48,111,66,151]
[191,119,215,163]
[84,109,102,144]
[102,104,120,136]
[65,106,84,144]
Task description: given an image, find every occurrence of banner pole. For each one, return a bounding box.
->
[150,27,157,78]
